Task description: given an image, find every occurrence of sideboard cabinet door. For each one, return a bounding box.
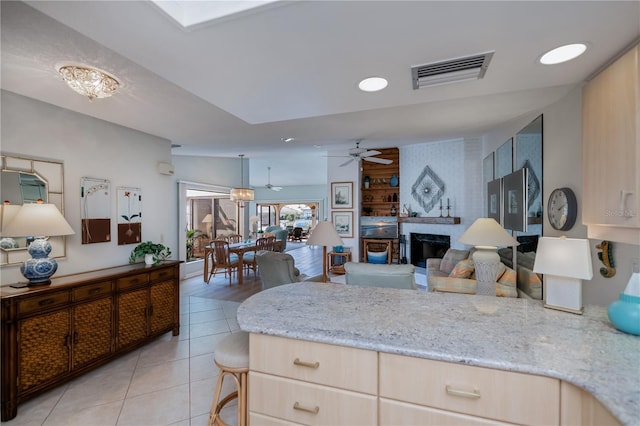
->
[149,280,176,335]
[72,297,113,369]
[117,288,149,350]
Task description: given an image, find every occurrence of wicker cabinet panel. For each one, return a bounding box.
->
[72,297,113,369]
[150,281,175,335]
[117,289,148,349]
[18,310,70,392]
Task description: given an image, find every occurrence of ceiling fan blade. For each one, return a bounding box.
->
[340,158,355,167]
[271,186,283,191]
[360,150,381,158]
[364,157,393,165]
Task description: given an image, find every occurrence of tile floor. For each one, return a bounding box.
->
[4,282,243,426]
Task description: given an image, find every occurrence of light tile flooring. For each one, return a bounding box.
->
[4,286,243,426]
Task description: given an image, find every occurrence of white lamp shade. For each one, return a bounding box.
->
[458,218,519,248]
[1,204,22,236]
[533,237,593,280]
[306,221,343,247]
[1,203,75,237]
[201,214,213,223]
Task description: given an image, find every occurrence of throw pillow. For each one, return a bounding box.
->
[495,262,507,280]
[496,266,517,298]
[449,258,475,278]
[439,249,470,274]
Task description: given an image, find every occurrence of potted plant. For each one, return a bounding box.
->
[129,241,172,265]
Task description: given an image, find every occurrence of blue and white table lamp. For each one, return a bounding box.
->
[1,200,75,286]
[533,237,592,314]
[608,264,640,335]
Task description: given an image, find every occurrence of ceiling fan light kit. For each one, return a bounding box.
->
[335,141,394,167]
[265,166,283,191]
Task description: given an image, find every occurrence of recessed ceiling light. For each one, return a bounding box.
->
[358,76,388,92]
[281,137,295,143]
[539,43,587,65]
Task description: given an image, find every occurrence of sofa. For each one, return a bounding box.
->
[344,262,417,290]
[498,248,542,299]
[427,248,518,298]
[264,226,288,251]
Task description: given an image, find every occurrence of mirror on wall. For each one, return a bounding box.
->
[0,154,66,266]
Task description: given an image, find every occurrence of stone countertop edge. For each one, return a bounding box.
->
[237,282,640,426]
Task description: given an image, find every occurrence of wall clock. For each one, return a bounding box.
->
[548,187,577,231]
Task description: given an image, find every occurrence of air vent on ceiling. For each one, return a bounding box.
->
[411,51,494,89]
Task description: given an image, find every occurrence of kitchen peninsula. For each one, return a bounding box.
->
[238,283,639,425]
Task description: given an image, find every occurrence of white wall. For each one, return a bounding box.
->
[326,150,360,259]
[1,91,176,285]
[483,86,639,307]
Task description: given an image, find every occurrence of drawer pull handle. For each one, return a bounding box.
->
[38,298,54,306]
[89,288,102,295]
[293,402,319,415]
[446,385,481,399]
[293,358,319,369]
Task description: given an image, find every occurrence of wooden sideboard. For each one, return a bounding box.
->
[0,261,181,421]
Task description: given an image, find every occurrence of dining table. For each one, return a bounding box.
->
[203,240,258,285]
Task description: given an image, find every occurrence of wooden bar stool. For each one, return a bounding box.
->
[208,331,250,426]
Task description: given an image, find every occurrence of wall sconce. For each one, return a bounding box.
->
[1,201,75,286]
[533,236,593,314]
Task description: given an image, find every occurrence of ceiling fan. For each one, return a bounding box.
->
[265,167,283,191]
[335,140,393,167]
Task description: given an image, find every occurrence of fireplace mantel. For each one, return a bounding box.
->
[399,216,461,225]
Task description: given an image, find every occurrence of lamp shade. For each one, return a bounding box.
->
[201,214,213,223]
[1,203,75,237]
[229,187,254,202]
[1,204,22,236]
[533,237,593,279]
[306,221,343,247]
[458,218,519,248]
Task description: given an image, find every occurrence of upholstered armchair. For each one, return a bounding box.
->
[255,251,306,290]
[344,262,417,290]
[264,226,288,251]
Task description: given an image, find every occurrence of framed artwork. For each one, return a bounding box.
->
[503,168,527,232]
[117,187,142,245]
[495,138,513,179]
[81,177,111,244]
[331,181,353,209]
[332,211,354,238]
[487,178,502,223]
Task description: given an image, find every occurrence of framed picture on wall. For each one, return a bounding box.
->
[117,187,142,245]
[503,168,527,232]
[487,178,502,223]
[81,177,111,244]
[331,181,353,209]
[332,211,353,238]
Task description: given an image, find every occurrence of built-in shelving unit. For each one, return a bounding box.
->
[361,148,400,217]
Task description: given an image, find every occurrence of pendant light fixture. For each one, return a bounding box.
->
[230,154,254,206]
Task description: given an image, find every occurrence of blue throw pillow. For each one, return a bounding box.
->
[367,250,387,264]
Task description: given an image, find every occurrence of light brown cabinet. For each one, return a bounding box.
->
[1,261,180,421]
[361,147,400,217]
[582,43,639,244]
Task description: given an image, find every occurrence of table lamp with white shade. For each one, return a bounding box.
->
[306,221,343,283]
[0,201,22,248]
[1,201,75,286]
[533,236,593,314]
[202,213,212,238]
[458,218,519,296]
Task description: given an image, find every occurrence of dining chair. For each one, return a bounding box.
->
[227,234,242,244]
[264,236,277,251]
[209,240,240,285]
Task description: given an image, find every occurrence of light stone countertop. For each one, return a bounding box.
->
[237,282,640,425]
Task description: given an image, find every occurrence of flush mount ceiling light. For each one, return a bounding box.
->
[539,43,587,65]
[281,137,295,143]
[358,76,388,92]
[57,64,120,101]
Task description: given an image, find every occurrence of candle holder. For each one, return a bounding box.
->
[439,205,443,217]
[446,203,451,217]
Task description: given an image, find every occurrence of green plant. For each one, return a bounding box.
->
[186,229,205,260]
[129,241,172,264]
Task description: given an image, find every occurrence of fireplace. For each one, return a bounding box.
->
[410,233,450,268]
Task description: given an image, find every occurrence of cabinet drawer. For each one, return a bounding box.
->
[380,398,515,426]
[150,267,174,282]
[18,291,69,316]
[73,281,113,301]
[249,412,303,425]
[379,353,559,425]
[250,333,377,394]
[116,273,149,290]
[249,372,377,425]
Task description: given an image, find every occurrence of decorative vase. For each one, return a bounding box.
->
[390,174,399,187]
[364,176,370,189]
[144,253,155,265]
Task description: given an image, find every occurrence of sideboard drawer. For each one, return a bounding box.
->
[379,353,559,425]
[250,372,377,425]
[73,281,113,302]
[150,267,174,282]
[18,291,69,316]
[116,273,149,290]
[250,333,377,394]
